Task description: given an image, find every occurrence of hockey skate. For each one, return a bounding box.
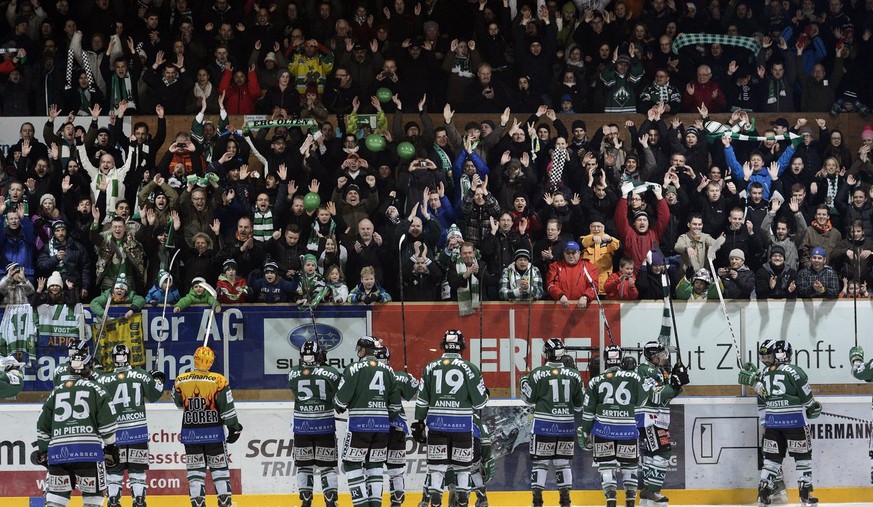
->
[532,488,544,507]
[217,494,232,507]
[757,481,772,507]
[639,488,669,507]
[325,490,338,507]
[799,484,818,506]
[107,497,122,507]
[770,479,787,504]
[605,488,617,507]
[456,491,470,507]
[558,487,571,507]
[132,496,146,507]
[625,492,635,507]
[300,491,313,507]
[474,487,488,507]
[390,490,405,507]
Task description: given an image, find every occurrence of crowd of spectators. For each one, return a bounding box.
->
[1,0,873,308]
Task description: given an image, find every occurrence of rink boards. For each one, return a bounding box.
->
[1,397,873,505]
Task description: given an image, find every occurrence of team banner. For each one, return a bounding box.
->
[93,313,146,370]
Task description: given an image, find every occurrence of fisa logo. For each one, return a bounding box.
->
[288,324,342,351]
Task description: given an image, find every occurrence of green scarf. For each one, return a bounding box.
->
[253,209,273,242]
[110,72,134,108]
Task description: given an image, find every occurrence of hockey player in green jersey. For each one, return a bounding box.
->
[850,344,873,485]
[334,336,401,507]
[579,345,653,507]
[413,330,489,507]
[173,346,243,507]
[636,342,689,507]
[36,339,120,507]
[739,339,821,507]
[0,355,23,397]
[374,344,420,507]
[288,340,342,507]
[444,413,495,507]
[96,344,165,507]
[53,338,99,386]
[519,338,584,507]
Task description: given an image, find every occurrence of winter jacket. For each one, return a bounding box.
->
[580,234,620,291]
[216,275,251,304]
[37,237,92,288]
[604,272,639,300]
[347,282,392,304]
[218,68,262,115]
[0,276,34,304]
[90,288,146,317]
[719,265,755,299]
[614,197,670,275]
[146,285,181,305]
[755,263,798,299]
[546,259,598,302]
[760,210,807,271]
[0,217,36,281]
[174,289,219,311]
[251,277,297,303]
[90,228,146,294]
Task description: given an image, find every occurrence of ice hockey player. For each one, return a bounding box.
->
[288,340,341,507]
[444,413,495,507]
[579,345,653,507]
[738,339,821,507]
[54,338,99,386]
[636,341,689,507]
[374,344,420,507]
[36,339,120,507]
[334,336,401,507]
[850,344,873,486]
[519,338,584,507]
[0,355,23,397]
[173,346,244,507]
[96,344,165,507]
[413,330,489,507]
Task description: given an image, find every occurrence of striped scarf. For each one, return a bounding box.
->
[96,173,121,200]
[110,72,135,109]
[456,258,480,316]
[672,33,763,56]
[253,209,273,242]
[308,219,336,250]
[549,148,568,187]
[703,120,801,143]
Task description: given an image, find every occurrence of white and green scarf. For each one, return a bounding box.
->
[456,258,480,316]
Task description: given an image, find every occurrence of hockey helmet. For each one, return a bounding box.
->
[67,337,82,358]
[559,354,577,370]
[69,339,93,376]
[112,344,131,367]
[356,336,380,356]
[759,339,792,366]
[374,345,390,363]
[604,345,623,369]
[194,346,215,371]
[643,341,667,364]
[543,338,566,362]
[442,330,465,352]
[300,340,320,366]
[620,356,638,371]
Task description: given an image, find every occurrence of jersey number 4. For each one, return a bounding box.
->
[113,383,143,408]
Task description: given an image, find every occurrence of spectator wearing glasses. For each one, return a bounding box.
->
[546,240,597,309]
[682,64,726,113]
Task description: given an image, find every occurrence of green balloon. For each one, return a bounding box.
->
[376,87,393,103]
[303,192,321,212]
[365,134,386,152]
[397,141,416,160]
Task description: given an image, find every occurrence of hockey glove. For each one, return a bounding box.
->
[670,362,690,388]
[37,451,48,468]
[805,401,822,419]
[576,428,592,451]
[104,444,120,468]
[226,425,243,444]
[737,362,759,387]
[335,405,347,414]
[850,346,865,365]
[411,421,427,445]
[150,371,166,384]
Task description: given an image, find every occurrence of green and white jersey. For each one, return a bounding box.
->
[288,363,341,435]
[96,366,163,445]
[757,363,815,429]
[37,377,117,465]
[582,367,652,440]
[390,369,419,432]
[519,361,583,437]
[0,369,23,398]
[334,355,401,433]
[415,353,488,433]
[852,359,873,410]
[635,362,678,429]
[54,362,101,387]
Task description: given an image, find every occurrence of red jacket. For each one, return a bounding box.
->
[615,197,670,275]
[604,272,639,300]
[546,258,598,301]
[217,275,251,304]
[218,68,262,115]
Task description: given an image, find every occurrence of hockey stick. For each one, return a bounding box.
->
[157,249,182,356]
[200,282,218,347]
[525,289,533,373]
[854,244,860,348]
[398,234,408,372]
[582,264,616,346]
[93,294,113,368]
[708,257,743,368]
[661,270,684,366]
[478,272,484,370]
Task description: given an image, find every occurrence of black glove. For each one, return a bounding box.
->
[226,425,243,444]
[670,362,690,389]
[104,444,120,468]
[411,420,427,445]
[150,371,166,384]
[685,265,695,281]
[37,451,48,468]
[335,405,347,414]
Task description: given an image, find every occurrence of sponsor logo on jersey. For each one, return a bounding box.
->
[117,373,125,380]
[78,476,97,493]
[762,438,778,454]
[552,369,558,375]
[65,381,73,387]
[606,373,613,379]
[442,360,450,365]
[369,361,376,367]
[287,324,342,351]
[303,369,310,376]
